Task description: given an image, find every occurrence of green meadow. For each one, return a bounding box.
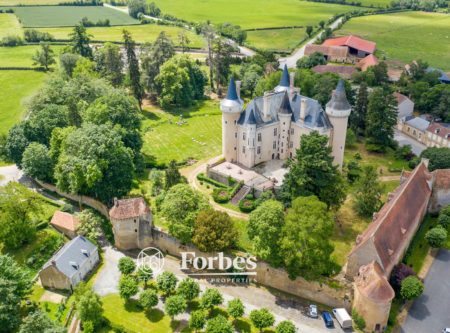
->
[0,13,22,38]
[8,5,139,27]
[0,45,64,67]
[150,0,365,29]
[0,0,72,4]
[246,27,307,52]
[337,11,450,70]
[142,99,222,164]
[356,0,392,7]
[0,70,47,134]
[37,24,205,47]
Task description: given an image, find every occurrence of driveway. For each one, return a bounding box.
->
[399,250,450,333]
[394,130,426,156]
[93,246,125,296]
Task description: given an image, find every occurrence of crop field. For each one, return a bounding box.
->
[0,70,46,134]
[246,27,307,52]
[151,0,365,29]
[0,45,64,67]
[8,5,139,27]
[337,11,450,70]
[37,24,206,47]
[0,13,22,38]
[141,100,222,164]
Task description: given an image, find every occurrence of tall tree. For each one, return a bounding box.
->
[165,160,184,189]
[212,37,233,94]
[19,310,65,333]
[249,309,275,333]
[365,88,397,149]
[354,165,383,217]
[279,196,336,279]
[280,132,346,209]
[123,29,144,109]
[94,42,124,86]
[32,42,55,71]
[349,81,368,135]
[178,30,190,53]
[69,23,93,58]
[21,142,54,182]
[201,22,216,90]
[75,288,103,328]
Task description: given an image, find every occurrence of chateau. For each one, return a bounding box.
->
[220,65,351,170]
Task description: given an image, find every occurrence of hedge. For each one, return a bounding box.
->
[196,173,228,188]
[212,188,230,203]
[239,198,255,213]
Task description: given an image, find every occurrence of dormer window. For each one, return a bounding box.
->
[435,128,440,134]
[81,249,89,257]
[70,261,79,269]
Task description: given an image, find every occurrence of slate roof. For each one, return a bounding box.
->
[323,35,376,54]
[426,67,450,84]
[226,77,239,100]
[42,236,97,279]
[109,197,150,220]
[279,64,290,88]
[405,117,430,131]
[50,211,79,232]
[326,80,351,111]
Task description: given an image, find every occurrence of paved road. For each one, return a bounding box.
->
[394,130,426,156]
[278,17,344,69]
[399,250,450,333]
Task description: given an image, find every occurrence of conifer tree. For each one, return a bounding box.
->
[350,82,368,135]
[123,30,144,109]
[69,23,92,58]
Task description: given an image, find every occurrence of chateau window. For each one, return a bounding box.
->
[242,147,246,154]
[243,133,246,140]
[281,149,283,153]
[290,141,293,148]
[274,128,277,136]
[257,133,262,142]
[234,120,237,124]
[283,122,285,125]
[225,121,227,124]
[281,142,284,147]
[257,146,261,154]
[290,128,294,135]
[235,132,237,138]
[273,141,276,149]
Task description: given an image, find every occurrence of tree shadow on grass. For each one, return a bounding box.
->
[124,299,142,313]
[145,308,165,322]
[210,307,229,318]
[235,318,251,333]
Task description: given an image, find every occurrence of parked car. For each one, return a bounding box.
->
[442,328,450,333]
[332,308,352,329]
[322,311,334,328]
[308,304,318,318]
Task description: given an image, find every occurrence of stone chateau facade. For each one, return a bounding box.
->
[220,65,351,170]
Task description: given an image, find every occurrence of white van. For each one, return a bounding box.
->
[332,308,352,329]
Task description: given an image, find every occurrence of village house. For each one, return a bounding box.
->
[357,54,379,72]
[220,65,351,171]
[322,35,376,58]
[304,44,349,62]
[311,64,356,79]
[398,116,430,143]
[393,92,414,120]
[109,197,152,250]
[425,122,450,148]
[39,236,99,291]
[50,210,79,239]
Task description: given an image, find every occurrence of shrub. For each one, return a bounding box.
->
[24,29,54,42]
[425,225,447,248]
[400,276,424,300]
[390,263,416,290]
[196,173,228,188]
[118,257,136,275]
[212,188,230,203]
[1,35,24,47]
[438,213,450,229]
[351,309,366,330]
[239,198,255,213]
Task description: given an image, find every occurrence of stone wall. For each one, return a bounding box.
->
[35,180,110,218]
[150,229,353,310]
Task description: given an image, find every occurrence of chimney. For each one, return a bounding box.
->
[114,197,118,206]
[51,260,56,266]
[236,80,241,99]
[263,92,270,121]
[300,98,307,120]
[289,72,295,97]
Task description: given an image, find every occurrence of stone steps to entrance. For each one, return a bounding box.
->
[231,185,251,205]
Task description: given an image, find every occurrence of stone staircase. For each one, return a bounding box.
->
[231,185,251,205]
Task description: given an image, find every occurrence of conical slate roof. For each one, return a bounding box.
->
[278,92,293,114]
[279,64,290,87]
[326,79,351,111]
[226,77,239,101]
[247,108,257,125]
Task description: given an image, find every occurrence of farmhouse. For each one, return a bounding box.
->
[393,92,414,120]
[398,116,430,143]
[220,65,351,171]
[311,64,356,79]
[304,44,349,62]
[39,236,99,291]
[425,122,450,148]
[322,35,376,58]
[50,210,79,239]
[357,54,379,72]
[109,197,153,250]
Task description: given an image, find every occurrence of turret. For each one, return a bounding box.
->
[326,80,351,170]
[221,78,244,163]
[274,65,290,93]
[278,92,293,160]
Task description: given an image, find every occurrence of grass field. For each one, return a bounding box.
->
[245,27,307,52]
[37,24,205,47]
[151,0,365,29]
[0,0,73,4]
[357,0,392,7]
[337,11,450,70]
[142,100,222,164]
[0,13,22,38]
[0,45,64,67]
[0,70,46,134]
[9,5,139,27]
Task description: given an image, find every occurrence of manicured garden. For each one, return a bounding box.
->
[7,5,139,27]
[245,27,307,52]
[0,70,47,134]
[337,11,450,70]
[36,24,205,47]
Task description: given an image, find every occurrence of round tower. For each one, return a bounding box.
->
[326,80,351,170]
[278,92,293,160]
[220,78,243,163]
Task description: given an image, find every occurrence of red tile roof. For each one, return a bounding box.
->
[304,44,349,58]
[312,65,356,79]
[357,54,378,71]
[323,35,376,54]
[109,197,150,220]
[426,122,450,140]
[355,261,395,303]
[50,211,79,232]
[350,161,432,275]
[433,169,450,189]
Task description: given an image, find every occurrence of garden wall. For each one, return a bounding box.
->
[150,228,353,310]
[34,179,110,217]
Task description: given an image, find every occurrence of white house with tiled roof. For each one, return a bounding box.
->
[220,65,351,170]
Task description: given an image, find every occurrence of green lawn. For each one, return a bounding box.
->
[142,100,222,165]
[0,70,47,134]
[0,0,73,4]
[151,0,365,29]
[245,27,307,52]
[8,5,139,27]
[337,11,450,70]
[0,13,22,38]
[37,24,205,48]
[0,45,64,67]
[357,0,392,7]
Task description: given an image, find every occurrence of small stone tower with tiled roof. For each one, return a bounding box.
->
[220,77,243,163]
[326,80,351,170]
